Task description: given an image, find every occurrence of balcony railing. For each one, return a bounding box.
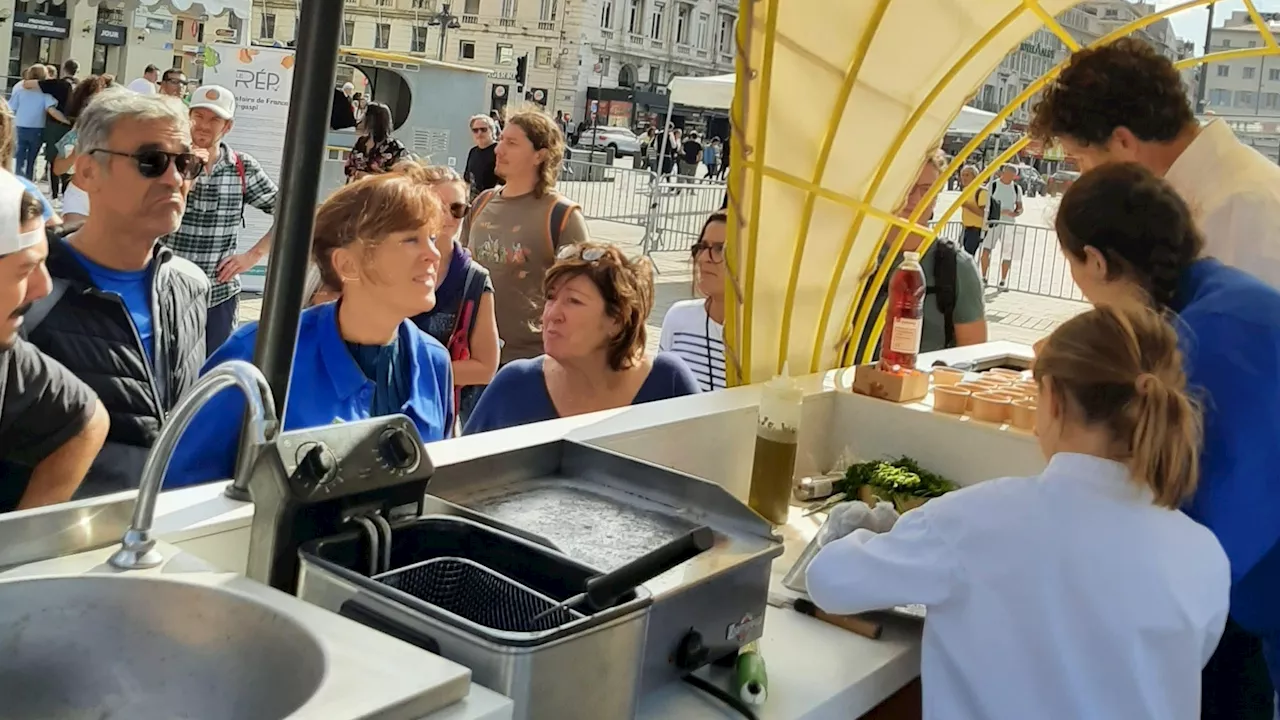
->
[538,20,555,30]
[649,38,663,49]
[676,43,690,55]
[600,29,614,40]
[461,13,478,23]
[628,33,644,45]
[498,17,516,26]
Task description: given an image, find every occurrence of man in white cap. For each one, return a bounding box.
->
[0,171,107,511]
[164,84,278,355]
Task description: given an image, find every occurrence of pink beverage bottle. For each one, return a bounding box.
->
[878,251,927,371]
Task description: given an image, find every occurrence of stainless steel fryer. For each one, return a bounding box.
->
[422,439,785,693]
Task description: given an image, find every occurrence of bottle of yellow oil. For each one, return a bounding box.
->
[747,369,802,525]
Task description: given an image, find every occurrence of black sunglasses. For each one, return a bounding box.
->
[448,201,470,219]
[89,149,203,180]
[470,126,490,134]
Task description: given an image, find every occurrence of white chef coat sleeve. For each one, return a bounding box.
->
[805,507,961,615]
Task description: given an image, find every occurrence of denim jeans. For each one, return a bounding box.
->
[14,127,43,180]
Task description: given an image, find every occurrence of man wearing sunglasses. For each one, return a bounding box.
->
[464,114,499,199]
[17,89,210,499]
[160,69,188,102]
[164,84,279,355]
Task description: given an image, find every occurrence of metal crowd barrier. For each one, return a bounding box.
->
[935,220,1085,302]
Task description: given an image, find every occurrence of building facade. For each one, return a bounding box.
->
[2,0,194,88]
[215,0,732,128]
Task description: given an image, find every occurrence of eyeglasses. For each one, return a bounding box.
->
[448,201,469,219]
[557,244,608,262]
[470,126,490,134]
[691,241,725,263]
[88,148,203,180]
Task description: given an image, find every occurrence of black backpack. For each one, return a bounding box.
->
[852,241,960,361]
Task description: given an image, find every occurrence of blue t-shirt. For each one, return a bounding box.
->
[1172,259,1280,688]
[165,302,454,488]
[463,352,700,434]
[14,174,54,220]
[9,85,54,129]
[64,244,154,362]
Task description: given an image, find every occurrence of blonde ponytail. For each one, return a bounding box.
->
[1034,303,1202,508]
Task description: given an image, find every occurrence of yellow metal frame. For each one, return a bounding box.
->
[727,0,1280,384]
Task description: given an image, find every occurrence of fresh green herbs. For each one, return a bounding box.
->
[810,456,957,514]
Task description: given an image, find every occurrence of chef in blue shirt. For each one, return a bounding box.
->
[167,169,453,486]
[1053,163,1280,711]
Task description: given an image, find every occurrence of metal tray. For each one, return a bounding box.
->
[782,519,927,621]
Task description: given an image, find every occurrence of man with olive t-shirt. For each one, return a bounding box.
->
[0,173,107,512]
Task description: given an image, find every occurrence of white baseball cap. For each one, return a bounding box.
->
[0,173,43,256]
[189,84,236,120]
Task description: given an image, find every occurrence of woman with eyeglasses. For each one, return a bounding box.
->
[166,170,454,488]
[464,113,499,199]
[344,102,408,183]
[1053,163,1280,716]
[464,242,700,434]
[659,211,727,391]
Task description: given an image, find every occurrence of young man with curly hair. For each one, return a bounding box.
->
[1033,37,1280,720]
[1030,37,1280,290]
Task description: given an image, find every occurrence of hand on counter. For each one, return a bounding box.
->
[817,501,900,548]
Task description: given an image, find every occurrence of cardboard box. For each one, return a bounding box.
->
[851,363,929,403]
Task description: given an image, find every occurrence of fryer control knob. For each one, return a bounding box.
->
[298,443,338,486]
[379,427,420,471]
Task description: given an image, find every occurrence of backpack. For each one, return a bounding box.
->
[467,187,580,250]
[228,148,248,227]
[445,263,490,411]
[986,179,1021,226]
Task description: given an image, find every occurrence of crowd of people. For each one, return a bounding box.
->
[0,35,1277,719]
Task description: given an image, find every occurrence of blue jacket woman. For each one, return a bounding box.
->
[1053,162,1280,711]
[168,169,453,486]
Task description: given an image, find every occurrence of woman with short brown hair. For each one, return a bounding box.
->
[464,241,699,434]
[166,172,454,487]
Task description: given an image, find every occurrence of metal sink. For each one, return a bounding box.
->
[0,574,325,720]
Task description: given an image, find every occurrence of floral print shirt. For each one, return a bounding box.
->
[344,135,409,178]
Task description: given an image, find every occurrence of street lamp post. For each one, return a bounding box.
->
[428,3,462,62]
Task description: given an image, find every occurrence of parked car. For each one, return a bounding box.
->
[1046,170,1080,196]
[576,126,642,157]
[1011,164,1045,197]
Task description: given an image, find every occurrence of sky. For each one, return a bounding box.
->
[1157,0,1280,53]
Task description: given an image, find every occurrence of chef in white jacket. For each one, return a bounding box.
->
[806,304,1229,720]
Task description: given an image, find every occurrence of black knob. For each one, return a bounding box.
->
[379,428,419,471]
[298,443,337,485]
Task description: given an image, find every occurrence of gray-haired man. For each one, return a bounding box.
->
[19,88,210,498]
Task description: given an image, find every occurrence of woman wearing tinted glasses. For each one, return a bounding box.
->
[659,211,727,391]
[166,171,454,487]
[464,241,700,434]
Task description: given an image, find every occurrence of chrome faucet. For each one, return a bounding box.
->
[109,360,278,570]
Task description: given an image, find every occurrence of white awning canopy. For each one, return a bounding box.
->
[47,0,250,18]
[666,73,1003,136]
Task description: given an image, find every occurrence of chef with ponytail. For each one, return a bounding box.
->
[807,304,1229,720]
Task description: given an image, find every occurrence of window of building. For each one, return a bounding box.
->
[599,55,611,75]
[175,18,185,39]
[601,0,613,29]
[464,0,480,13]
[1271,68,1280,81]
[260,13,275,39]
[1236,90,1256,107]
[501,0,517,18]
[628,0,644,34]
[1244,66,1256,80]
[375,23,390,49]
[1208,88,1231,105]
[496,43,514,64]
[650,1,664,40]
[1217,65,1229,77]
[675,3,690,44]
[459,40,476,60]
[412,26,428,52]
[1266,92,1280,110]
[412,0,429,7]
[696,12,708,48]
[343,20,354,45]
[648,64,660,83]
[535,46,553,67]
[718,13,734,53]
[1249,39,1258,48]
[540,0,557,21]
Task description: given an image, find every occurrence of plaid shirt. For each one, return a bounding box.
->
[164,143,278,306]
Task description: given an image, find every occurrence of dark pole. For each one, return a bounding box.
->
[1195,2,1216,114]
[226,0,343,500]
